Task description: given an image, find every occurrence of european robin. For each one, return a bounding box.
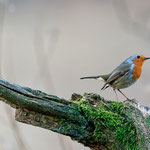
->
[80,54,150,101]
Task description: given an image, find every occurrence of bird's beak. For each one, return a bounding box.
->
[145,57,150,60]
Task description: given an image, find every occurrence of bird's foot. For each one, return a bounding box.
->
[123,98,139,105]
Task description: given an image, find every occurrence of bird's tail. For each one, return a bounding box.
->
[80,75,102,80]
[80,74,110,82]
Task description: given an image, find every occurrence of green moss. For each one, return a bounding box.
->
[78,100,139,150]
[145,116,150,129]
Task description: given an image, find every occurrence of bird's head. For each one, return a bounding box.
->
[125,54,150,64]
[133,55,150,66]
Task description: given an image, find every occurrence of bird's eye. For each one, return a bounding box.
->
[137,55,140,59]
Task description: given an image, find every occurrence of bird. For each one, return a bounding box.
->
[80,54,150,101]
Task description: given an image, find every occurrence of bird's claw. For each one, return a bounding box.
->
[123,98,138,105]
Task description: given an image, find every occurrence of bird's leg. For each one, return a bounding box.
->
[117,89,138,104]
[113,89,118,101]
[117,89,129,100]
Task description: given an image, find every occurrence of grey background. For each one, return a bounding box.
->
[0,0,150,150]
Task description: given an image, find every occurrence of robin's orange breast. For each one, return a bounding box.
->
[132,65,142,79]
[132,59,143,79]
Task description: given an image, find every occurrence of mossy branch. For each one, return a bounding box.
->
[0,78,150,150]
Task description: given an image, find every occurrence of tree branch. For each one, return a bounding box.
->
[0,78,150,150]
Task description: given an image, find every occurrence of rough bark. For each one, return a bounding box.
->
[0,78,150,150]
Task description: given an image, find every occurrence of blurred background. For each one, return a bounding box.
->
[0,0,150,150]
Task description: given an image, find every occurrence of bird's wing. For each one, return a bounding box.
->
[101,63,131,90]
